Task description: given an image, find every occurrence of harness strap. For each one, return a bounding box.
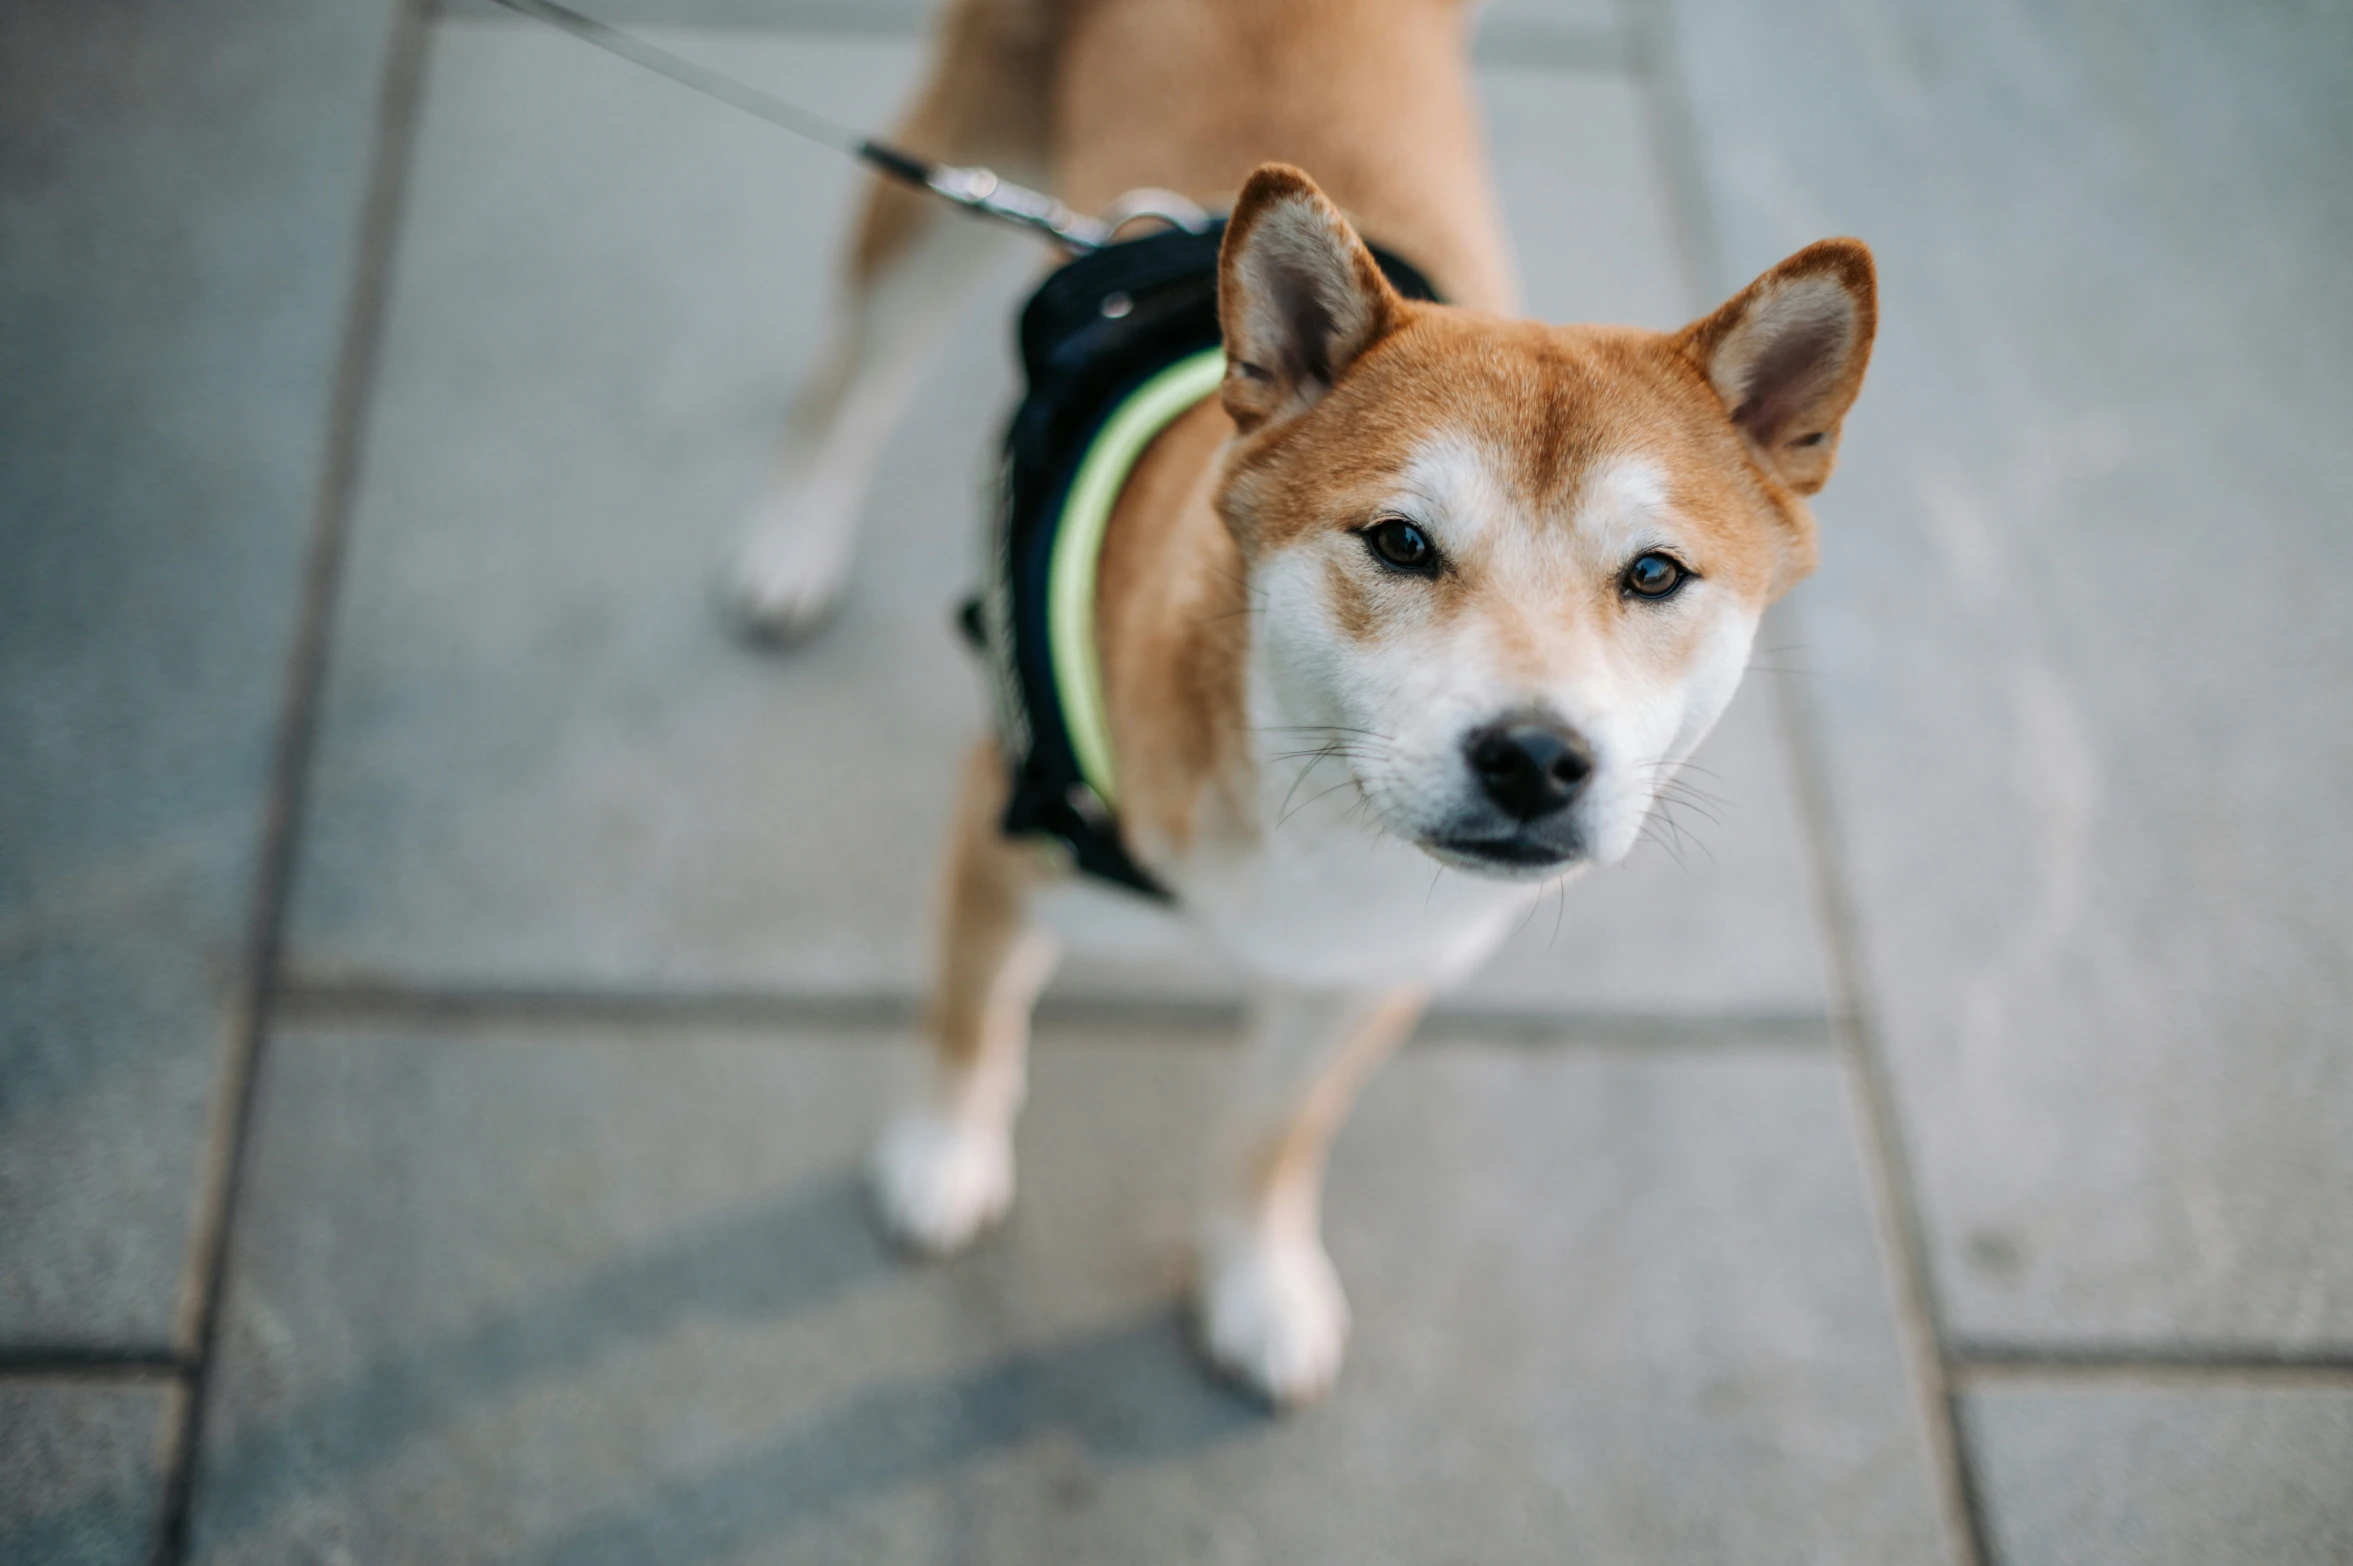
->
[1048,348,1228,807]
[984,221,1440,904]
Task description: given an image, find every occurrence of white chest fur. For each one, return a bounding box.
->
[1170,771,1559,989]
[1033,679,1570,995]
[1030,801,1554,991]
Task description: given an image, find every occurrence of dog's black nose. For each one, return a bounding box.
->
[1467,718,1593,820]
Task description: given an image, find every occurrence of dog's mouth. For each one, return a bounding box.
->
[1421,830,1584,877]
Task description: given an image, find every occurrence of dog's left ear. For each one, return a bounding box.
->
[1218,163,1407,435]
[1678,239,1877,494]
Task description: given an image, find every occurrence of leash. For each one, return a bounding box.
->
[480,0,1115,252]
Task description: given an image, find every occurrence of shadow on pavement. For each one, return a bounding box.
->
[177,1170,895,1557]
[14,1166,1257,1562]
[498,1305,1263,1566]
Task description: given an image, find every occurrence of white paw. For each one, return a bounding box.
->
[1197,1228,1351,1407]
[868,1111,1014,1256]
[718,507,852,644]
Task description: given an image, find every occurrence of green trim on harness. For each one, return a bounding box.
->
[1046,346,1227,808]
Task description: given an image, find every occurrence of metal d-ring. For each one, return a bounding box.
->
[1098,188,1215,241]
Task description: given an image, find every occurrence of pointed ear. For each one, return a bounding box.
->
[1678,238,1877,494]
[1218,164,1406,434]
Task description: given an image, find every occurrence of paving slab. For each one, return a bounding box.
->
[1962,1379,2353,1566]
[0,1380,179,1566]
[0,0,398,1345]
[1664,0,2353,1344]
[1479,0,1630,63]
[285,19,1831,1019]
[192,1018,1947,1563]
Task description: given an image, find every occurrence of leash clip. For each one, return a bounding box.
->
[924,164,1114,253]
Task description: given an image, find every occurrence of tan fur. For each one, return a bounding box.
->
[843,0,1877,1403]
[850,0,1058,278]
[1092,398,1252,860]
[1245,986,1425,1227]
[1055,0,1515,312]
[930,740,1051,1070]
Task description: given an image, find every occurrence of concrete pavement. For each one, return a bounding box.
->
[4,0,2347,1560]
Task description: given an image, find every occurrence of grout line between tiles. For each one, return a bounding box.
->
[148,3,435,1561]
[268,975,1840,1048]
[0,1349,189,1383]
[1951,1362,2353,1394]
[1951,1342,2353,1383]
[1777,650,1993,1566]
[1618,1,1987,1563]
[1617,0,1720,323]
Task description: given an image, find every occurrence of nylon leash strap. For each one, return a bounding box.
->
[480,0,1113,251]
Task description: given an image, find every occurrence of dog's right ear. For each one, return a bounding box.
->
[1218,164,1406,435]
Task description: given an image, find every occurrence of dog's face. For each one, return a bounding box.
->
[1215,166,1875,878]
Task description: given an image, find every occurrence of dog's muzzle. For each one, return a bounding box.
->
[1423,713,1593,874]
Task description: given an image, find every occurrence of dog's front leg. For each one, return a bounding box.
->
[1198,983,1426,1406]
[870,742,1058,1255]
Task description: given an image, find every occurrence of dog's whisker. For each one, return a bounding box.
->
[1251,722,1396,742]
[1264,744,1373,764]
[1638,758,1725,783]
[1652,798,1718,867]
[1636,807,1693,872]
[1273,744,1348,820]
[1510,882,1546,939]
[1642,769,1732,814]
[1661,786,1731,821]
[1262,738,1381,756]
[1276,774,1364,828]
[1189,607,1259,629]
[1652,790,1724,827]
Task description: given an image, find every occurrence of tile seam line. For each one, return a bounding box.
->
[149,3,435,1562]
[266,979,1844,1043]
[1617,0,1986,1562]
[1776,592,1993,1558]
[1951,1344,2353,1375]
[0,1350,190,1380]
[1953,1368,2353,1391]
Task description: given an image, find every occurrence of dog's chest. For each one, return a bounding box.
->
[1037,755,1557,992]
[1169,767,1554,988]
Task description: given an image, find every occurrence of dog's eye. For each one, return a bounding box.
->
[1623,552,1690,599]
[1362,516,1439,575]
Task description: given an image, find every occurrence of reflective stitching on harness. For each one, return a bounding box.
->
[1046,347,1227,808]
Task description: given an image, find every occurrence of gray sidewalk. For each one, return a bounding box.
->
[3,0,2348,1562]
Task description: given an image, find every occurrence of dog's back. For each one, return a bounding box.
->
[1047,0,1515,310]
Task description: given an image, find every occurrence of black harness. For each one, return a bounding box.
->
[964,221,1439,900]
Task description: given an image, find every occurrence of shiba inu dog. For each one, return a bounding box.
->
[724,0,1874,1405]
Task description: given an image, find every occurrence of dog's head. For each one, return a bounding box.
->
[1215,165,1875,878]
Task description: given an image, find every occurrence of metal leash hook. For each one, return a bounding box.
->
[917,163,1114,252]
[481,0,1115,253]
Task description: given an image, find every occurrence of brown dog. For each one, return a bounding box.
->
[726,0,1875,1405]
